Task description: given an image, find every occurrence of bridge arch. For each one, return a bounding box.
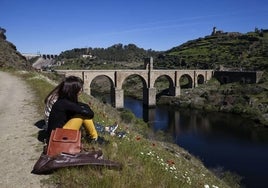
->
[89,75,115,89]
[116,71,148,89]
[197,74,205,84]
[122,74,148,90]
[89,75,114,103]
[82,71,115,95]
[152,74,174,88]
[179,74,193,89]
[153,74,175,97]
[121,74,148,106]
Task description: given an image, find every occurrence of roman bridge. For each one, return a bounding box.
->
[56,58,214,108]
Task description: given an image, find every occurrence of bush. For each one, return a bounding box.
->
[120,109,135,123]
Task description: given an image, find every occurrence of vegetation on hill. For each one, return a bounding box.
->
[56,43,160,70]
[154,28,268,70]
[50,28,268,72]
[0,27,31,70]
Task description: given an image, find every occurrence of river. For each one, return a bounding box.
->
[124,97,268,188]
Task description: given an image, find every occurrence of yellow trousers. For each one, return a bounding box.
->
[63,117,98,140]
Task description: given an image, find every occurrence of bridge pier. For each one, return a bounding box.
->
[112,88,124,108]
[169,86,181,96]
[83,79,91,95]
[144,88,156,107]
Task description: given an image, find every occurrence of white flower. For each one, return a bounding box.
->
[204,185,210,188]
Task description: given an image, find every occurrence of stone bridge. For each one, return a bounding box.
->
[56,58,214,108]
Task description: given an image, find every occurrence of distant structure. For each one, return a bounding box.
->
[0,27,6,35]
[0,27,7,39]
[81,54,96,60]
[22,53,57,60]
[211,27,224,35]
[211,26,268,37]
[21,53,41,60]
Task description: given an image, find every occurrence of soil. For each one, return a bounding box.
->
[0,71,49,188]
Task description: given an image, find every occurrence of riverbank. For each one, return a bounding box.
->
[154,78,268,128]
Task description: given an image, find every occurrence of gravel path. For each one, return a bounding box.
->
[0,71,48,188]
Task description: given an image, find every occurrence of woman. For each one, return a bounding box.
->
[45,76,98,141]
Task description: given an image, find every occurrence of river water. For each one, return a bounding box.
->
[124,97,268,188]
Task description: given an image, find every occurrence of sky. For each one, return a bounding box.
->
[1,0,268,54]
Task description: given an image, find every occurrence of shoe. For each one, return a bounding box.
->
[107,123,118,134]
[92,136,110,145]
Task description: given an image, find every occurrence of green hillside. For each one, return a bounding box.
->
[154,29,268,71]
[53,28,268,72]
[56,44,160,70]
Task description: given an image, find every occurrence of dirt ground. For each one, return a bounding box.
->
[0,71,48,188]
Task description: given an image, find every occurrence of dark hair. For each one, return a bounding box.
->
[58,76,84,102]
[45,76,84,104]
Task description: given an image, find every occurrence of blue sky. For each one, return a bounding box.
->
[1,0,267,54]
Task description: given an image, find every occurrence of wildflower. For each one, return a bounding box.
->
[186,177,191,185]
[212,185,218,188]
[204,185,210,188]
[170,166,176,171]
[167,159,175,166]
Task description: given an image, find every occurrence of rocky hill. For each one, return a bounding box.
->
[0,28,31,70]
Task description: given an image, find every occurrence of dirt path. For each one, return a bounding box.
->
[0,71,48,188]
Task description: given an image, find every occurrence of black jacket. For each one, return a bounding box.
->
[47,98,94,135]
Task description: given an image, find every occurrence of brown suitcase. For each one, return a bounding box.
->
[47,128,81,157]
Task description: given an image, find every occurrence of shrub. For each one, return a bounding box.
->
[120,109,135,123]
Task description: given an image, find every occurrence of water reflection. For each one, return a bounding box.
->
[125,97,268,188]
[143,105,268,144]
